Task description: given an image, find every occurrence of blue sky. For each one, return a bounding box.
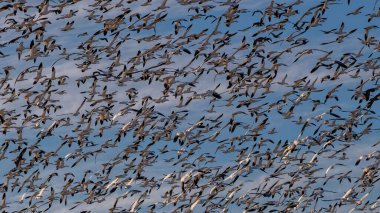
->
[0,0,379,212]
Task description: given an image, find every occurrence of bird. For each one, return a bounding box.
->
[0,0,378,213]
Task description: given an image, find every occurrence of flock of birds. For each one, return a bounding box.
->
[0,0,379,212]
